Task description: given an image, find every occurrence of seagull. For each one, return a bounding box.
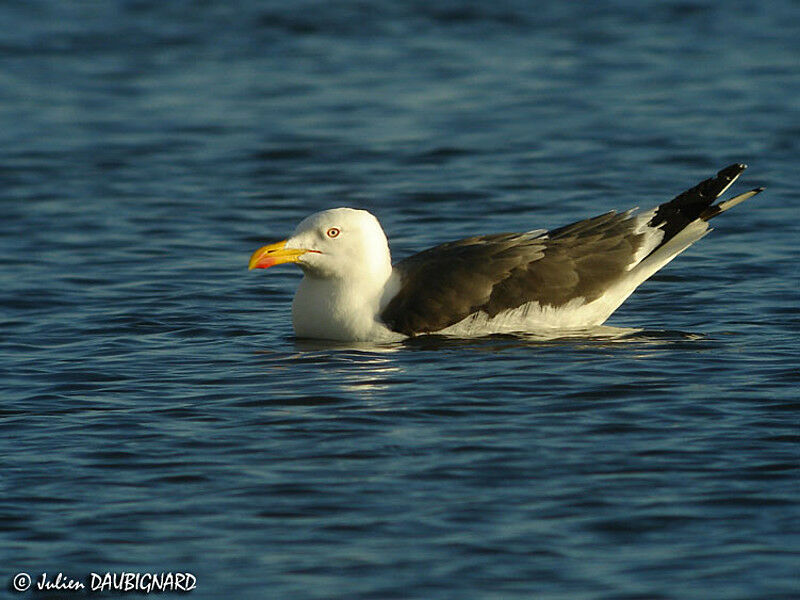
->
[249,164,763,342]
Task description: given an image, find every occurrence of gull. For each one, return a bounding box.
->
[249,164,762,341]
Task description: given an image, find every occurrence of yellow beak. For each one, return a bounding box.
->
[248,240,308,270]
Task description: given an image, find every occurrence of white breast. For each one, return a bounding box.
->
[292,275,402,342]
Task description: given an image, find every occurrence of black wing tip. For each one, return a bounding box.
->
[648,162,755,238]
[717,163,747,183]
[722,162,747,171]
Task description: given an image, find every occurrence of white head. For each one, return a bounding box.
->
[249,208,392,282]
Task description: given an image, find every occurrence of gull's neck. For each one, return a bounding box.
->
[292,261,400,342]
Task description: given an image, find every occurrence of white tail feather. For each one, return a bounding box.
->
[714,188,763,215]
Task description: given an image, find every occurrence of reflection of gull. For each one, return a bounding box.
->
[250,164,762,342]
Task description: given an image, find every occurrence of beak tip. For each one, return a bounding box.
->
[249,239,301,270]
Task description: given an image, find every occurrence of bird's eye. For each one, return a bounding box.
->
[326,227,340,238]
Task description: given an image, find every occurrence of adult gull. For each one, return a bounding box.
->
[249,164,762,341]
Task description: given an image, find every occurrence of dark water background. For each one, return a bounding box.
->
[1,1,798,598]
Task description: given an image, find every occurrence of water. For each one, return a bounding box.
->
[1,1,798,598]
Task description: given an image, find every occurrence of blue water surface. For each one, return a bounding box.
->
[1,1,798,599]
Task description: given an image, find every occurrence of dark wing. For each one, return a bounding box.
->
[380,164,750,337]
[380,211,646,336]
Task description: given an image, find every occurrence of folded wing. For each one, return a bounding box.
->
[380,164,762,337]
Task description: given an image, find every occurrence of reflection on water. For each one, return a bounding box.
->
[288,326,707,353]
[256,344,408,397]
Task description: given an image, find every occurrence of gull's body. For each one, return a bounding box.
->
[249,164,762,342]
